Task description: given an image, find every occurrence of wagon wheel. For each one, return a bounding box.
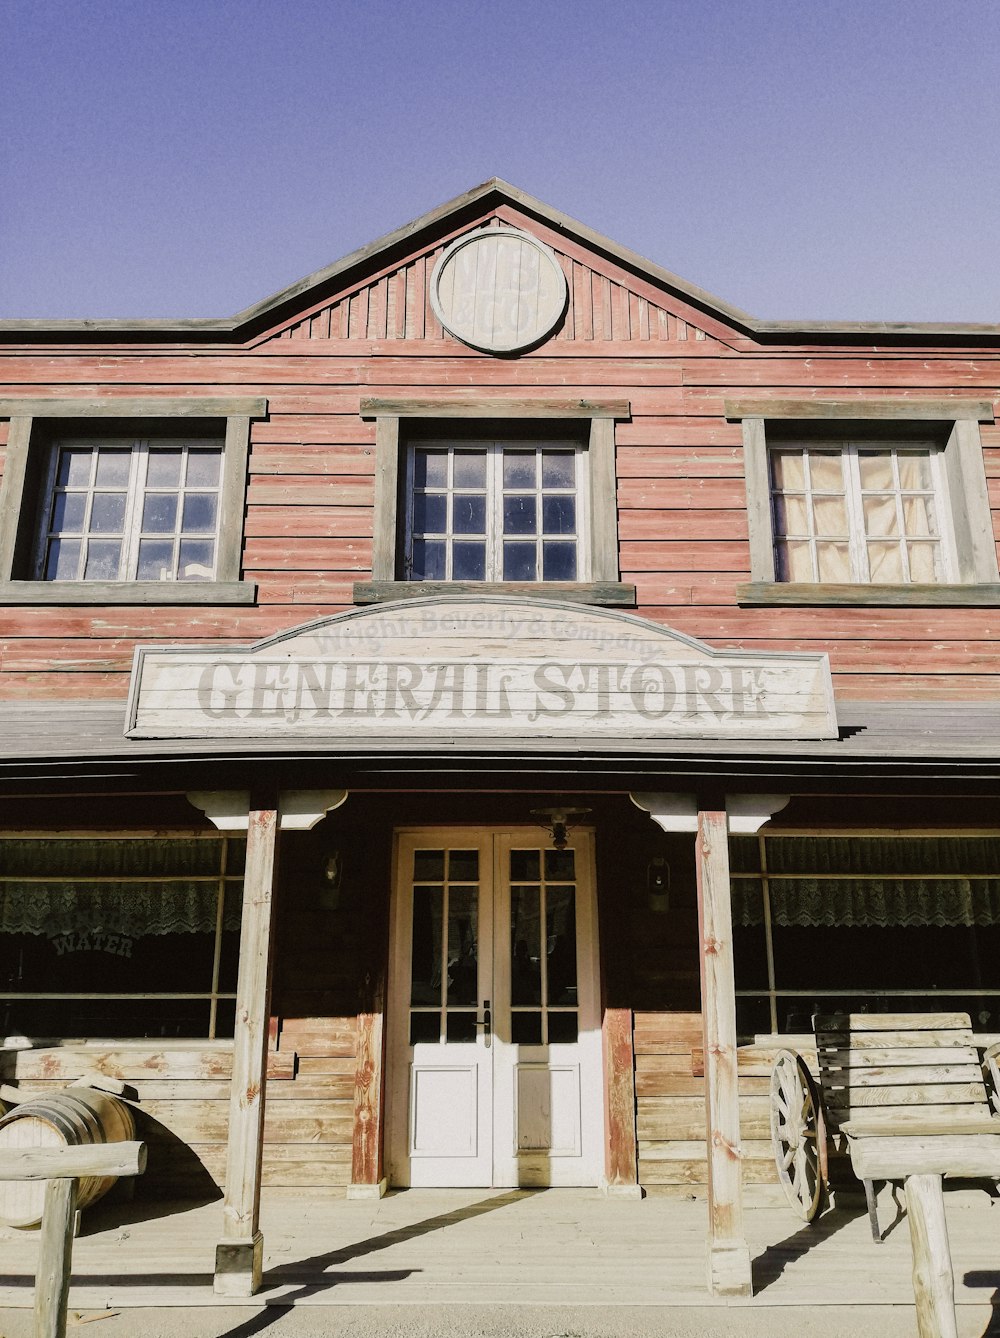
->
[769,1049,824,1222]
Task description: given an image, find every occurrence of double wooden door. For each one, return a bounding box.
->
[386,827,602,1187]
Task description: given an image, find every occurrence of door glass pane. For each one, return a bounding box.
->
[511,885,542,1004]
[448,849,479,880]
[547,1012,578,1043]
[413,850,445,881]
[446,1012,477,1042]
[510,850,540,880]
[511,1012,543,1044]
[410,885,442,1005]
[410,1012,440,1045]
[545,849,576,881]
[546,887,577,1004]
[447,887,478,1004]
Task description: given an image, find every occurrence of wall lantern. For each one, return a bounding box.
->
[530,806,592,850]
[647,857,670,914]
[317,850,343,910]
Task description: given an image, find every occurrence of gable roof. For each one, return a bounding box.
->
[3,177,1000,347]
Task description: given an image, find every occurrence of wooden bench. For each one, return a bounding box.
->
[772,1012,1000,1338]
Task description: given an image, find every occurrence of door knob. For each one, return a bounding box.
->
[479,999,492,1047]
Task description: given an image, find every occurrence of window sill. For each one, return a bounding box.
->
[0,580,258,605]
[737,582,1000,607]
[353,580,636,606]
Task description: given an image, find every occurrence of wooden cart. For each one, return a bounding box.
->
[769,1013,1000,1238]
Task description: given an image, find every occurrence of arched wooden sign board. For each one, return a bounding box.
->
[126,596,837,742]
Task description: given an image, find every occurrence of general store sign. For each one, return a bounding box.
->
[126,597,838,741]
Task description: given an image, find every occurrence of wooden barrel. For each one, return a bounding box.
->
[0,1089,135,1227]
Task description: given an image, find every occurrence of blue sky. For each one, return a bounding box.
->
[3,0,1000,323]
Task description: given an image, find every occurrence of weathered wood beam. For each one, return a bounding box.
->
[0,1143,145,1181]
[34,1177,76,1338]
[601,1007,640,1197]
[905,1174,958,1338]
[695,807,752,1297]
[214,801,279,1298]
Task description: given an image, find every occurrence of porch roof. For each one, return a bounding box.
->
[1,699,1000,790]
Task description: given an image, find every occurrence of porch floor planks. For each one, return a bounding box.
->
[0,1187,996,1308]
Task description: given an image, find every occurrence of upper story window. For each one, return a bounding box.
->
[35,437,224,583]
[728,399,1000,605]
[770,442,953,584]
[0,397,265,605]
[404,440,586,582]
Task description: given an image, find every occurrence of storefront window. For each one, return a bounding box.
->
[0,837,245,1040]
[731,834,1000,1040]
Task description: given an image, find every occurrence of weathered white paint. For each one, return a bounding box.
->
[630,793,790,834]
[187,790,348,831]
[128,597,838,743]
[429,228,567,353]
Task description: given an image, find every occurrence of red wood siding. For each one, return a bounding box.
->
[1,203,1000,701]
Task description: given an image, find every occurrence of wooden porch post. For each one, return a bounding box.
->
[695,806,751,1297]
[188,788,348,1296]
[631,791,788,1300]
[214,799,279,1297]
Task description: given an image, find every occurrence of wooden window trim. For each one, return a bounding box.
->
[734,406,999,595]
[358,402,629,604]
[0,397,265,605]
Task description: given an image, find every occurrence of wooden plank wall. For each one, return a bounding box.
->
[633,1014,793,1195]
[1,206,1000,700]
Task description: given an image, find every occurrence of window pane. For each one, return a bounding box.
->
[503,452,536,488]
[453,451,487,488]
[503,496,537,535]
[410,1012,440,1045]
[452,542,486,580]
[414,850,445,880]
[546,888,577,1004]
[142,494,179,533]
[770,451,805,489]
[504,543,537,580]
[446,1012,477,1042]
[541,452,575,489]
[908,541,942,582]
[543,542,577,580]
[447,887,478,1005]
[451,494,486,534]
[51,492,87,532]
[411,540,446,580]
[185,450,222,487]
[84,540,122,580]
[413,450,447,488]
[413,493,447,534]
[146,451,183,488]
[45,538,81,580]
[181,493,218,534]
[548,1012,578,1043]
[94,450,130,487]
[510,850,541,880]
[858,451,894,490]
[544,849,575,879]
[809,452,845,490]
[815,541,851,582]
[775,540,813,581]
[542,495,575,535]
[57,449,93,487]
[902,494,938,538]
[448,850,479,879]
[136,539,175,580]
[411,886,442,1005]
[867,541,904,582]
[90,493,126,534]
[511,886,542,1005]
[812,496,849,536]
[772,493,809,535]
[863,495,899,538]
[511,1012,543,1044]
[178,539,215,579]
[897,452,933,489]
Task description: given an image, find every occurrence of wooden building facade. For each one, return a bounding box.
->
[1,179,1000,1298]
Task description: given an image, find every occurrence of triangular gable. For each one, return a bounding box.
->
[251,208,737,350]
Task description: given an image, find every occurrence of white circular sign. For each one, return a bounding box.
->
[429,228,568,353]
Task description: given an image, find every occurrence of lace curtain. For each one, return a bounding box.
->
[731,836,1000,928]
[0,839,244,936]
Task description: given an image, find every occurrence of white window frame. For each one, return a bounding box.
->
[768,440,957,585]
[32,435,225,583]
[402,438,590,583]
